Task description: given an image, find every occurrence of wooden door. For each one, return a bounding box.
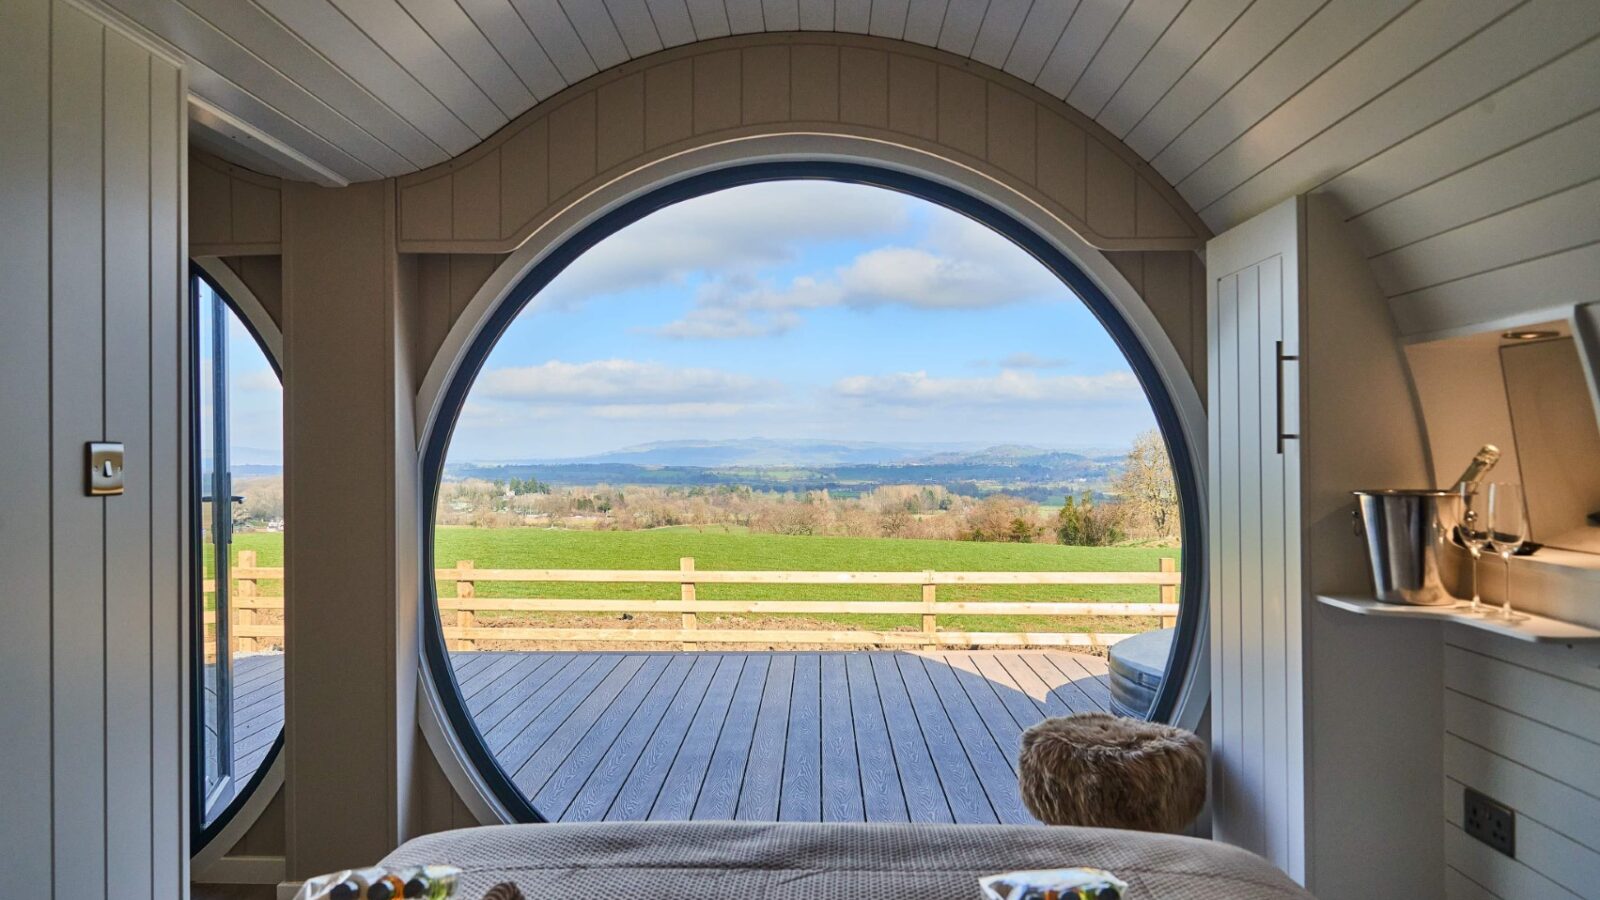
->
[1206,197,1304,882]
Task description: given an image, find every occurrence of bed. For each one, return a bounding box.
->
[379,821,1314,899]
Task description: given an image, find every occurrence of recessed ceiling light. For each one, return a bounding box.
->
[1501,330,1559,341]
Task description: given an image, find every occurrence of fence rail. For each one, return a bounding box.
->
[206,553,1179,652]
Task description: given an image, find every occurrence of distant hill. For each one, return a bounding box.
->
[447,438,1131,504]
[465,438,1127,469]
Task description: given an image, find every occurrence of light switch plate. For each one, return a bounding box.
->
[87,441,124,496]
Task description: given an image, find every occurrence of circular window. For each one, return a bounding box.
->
[190,265,286,846]
[421,164,1204,825]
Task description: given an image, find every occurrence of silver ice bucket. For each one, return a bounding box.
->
[1353,489,1459,606]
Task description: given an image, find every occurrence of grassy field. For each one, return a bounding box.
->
[220,526,1182,636]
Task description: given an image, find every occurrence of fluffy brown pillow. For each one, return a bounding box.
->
[1018,711,1206,833]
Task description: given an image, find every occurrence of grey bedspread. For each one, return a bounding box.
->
[379,821,1313,899]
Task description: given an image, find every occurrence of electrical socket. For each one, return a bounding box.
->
[1464,787,1515,858]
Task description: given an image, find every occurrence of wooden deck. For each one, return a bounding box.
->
[453,650,1113,825]
[205,653,286,790]
[216,649,1116,825]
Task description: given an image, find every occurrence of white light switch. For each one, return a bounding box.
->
[88,442,124,496]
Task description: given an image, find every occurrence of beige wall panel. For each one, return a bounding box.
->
[223,255,285,328]
[451,152,502,242]
[887,53,938,139]
[1143,250,1201,383]
[597,74,646,171]
[232,178,282,246]
[693,50,742,133]
[548,94,598,201]
[644,58,695,147]
[838,47,889,127]
[414,254,454,374]
[393,35,1205,255]
[936,65,986,159]
[1087,138,1138,238]
[190,151,283,255]
[282,180,403,877]
[986,83,1035,181]
[790,44,840,120]
[191,156,235,246]
[1137,177,1195,239]
[401,174,453,243]
[1036,113,1088,219]
[741,46,790,124]
[448,254,505,320]
[499,118,549,239]
[233,790,287,856]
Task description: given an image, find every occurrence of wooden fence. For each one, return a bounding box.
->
[206,553,1179,653]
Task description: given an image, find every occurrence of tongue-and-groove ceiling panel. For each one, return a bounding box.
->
[102,0,1600,337]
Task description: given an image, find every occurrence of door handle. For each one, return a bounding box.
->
[1276,340,1299,454]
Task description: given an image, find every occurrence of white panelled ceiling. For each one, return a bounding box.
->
[106,0,1600,336]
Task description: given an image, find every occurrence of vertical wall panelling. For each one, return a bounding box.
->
[1209,195,1441,895]
[50,10,110,897]
[1443,629,1600,899]
[0,1,188,896]
[0,0,56,891]
[1207,197,1302,878]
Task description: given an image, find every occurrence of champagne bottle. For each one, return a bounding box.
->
[1451,444,1500,490]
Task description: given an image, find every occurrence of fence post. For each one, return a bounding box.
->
[234,549,257,655]
[1160,556,1177,628]
[922,570,937,649]
[455,560,477,652]
[680,557,698,651]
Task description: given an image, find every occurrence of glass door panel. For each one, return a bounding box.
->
[194,276,234,827]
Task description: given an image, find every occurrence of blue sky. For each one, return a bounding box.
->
[214,181,1161,467]
[450,181,1157,461]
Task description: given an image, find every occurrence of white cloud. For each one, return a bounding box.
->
[538,181,910,307]
[832,369,1142,407]
[973,352,1072,369]
[475,359,776,406]
[652,204,1070,339]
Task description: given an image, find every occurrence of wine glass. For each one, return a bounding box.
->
[1484,482,1527,620]
[1456,484,1488,613]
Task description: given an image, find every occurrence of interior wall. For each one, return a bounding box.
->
[1300,195,1441,896]
[0,0,189,897]
[183,31,1219,866]
[1441,629,1600,899]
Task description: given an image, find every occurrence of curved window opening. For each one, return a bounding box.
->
[423,165,1203,824]
[189,267,285,845]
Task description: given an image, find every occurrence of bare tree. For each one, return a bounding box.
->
[1112,429,1180,542]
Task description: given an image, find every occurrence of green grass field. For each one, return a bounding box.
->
[219,526,1182,634]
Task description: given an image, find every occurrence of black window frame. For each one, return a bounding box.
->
[188,264,286,849]
[417,163,1207,823]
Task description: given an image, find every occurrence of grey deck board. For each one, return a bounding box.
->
[778,653,822,821]
[491,655,619,762]
[996,653,1075,718]
[1046,652,1113,711]
[510,655,654,795]
[921,656,1034,824]
[871,652,952,823]
[690,654,769,819]
[536,655,689,818]
[735,653,795,821]
[580,653,722,821]
[819,653,864,822]
[644,655,748,821]
[846,652,909,822]
[896,654,995,824]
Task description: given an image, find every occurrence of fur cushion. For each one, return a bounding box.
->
[1019,712,1206,833]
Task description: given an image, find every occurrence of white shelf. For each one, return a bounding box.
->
[1316,594,1600,644]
